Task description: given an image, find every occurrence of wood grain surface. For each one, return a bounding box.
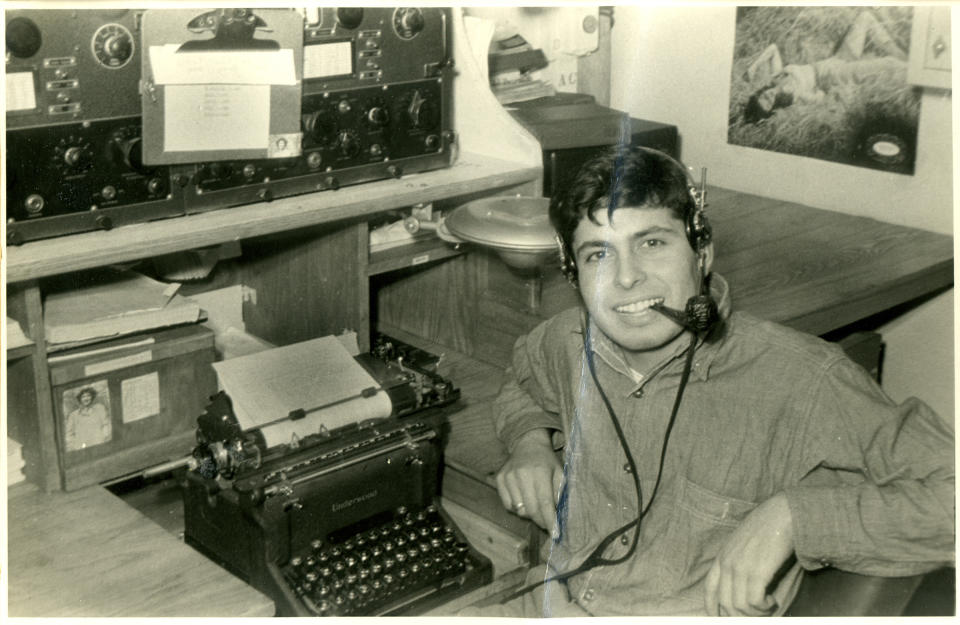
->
[7,483,275,617]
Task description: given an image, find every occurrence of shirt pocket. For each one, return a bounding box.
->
[666,476,759,593]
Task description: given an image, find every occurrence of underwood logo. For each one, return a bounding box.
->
[332,489,378,512]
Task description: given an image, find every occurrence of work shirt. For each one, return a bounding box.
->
[493,274,954,616]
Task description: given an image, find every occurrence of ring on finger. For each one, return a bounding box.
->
[514,501,525,512]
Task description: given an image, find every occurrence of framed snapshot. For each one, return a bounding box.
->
[728,7,920,175]
[61,379,113,451]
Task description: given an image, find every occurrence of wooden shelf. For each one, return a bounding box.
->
[7,152,540,284]
[368,238,464,276]
[6,343,36,361]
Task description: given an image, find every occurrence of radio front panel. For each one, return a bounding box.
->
[5,117,181,245]
[183,77,452,212]
[182,6,454,212]
[5,9,144,129]
[5,7,455,241]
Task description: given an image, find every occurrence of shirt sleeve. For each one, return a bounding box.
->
[492,320,565,453]
[784,355,955,576]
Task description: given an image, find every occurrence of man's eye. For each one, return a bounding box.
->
[584,249,608,263]
[641,239,666,248]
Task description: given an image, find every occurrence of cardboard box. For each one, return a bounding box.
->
[48,324,216,490]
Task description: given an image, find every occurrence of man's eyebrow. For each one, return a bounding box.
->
[574,226,679,255]
[574,239,611,255]
[629,226,679,241]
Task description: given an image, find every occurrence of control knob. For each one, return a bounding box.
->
[337,8,364,30]
[367,106,389,128]
[63,146,87,167]
[6,17,42,58]
[337,131,361,158]
[104,33,132,62]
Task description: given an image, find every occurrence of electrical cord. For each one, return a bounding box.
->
[498,318,698,604]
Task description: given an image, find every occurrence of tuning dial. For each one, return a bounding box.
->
[302,110,337,146]
[337,131,361,158]
[393,8,425,40]
[111,134,145,172]
[337,8,364,30]
[6,17,42,58]
[92,23,134,69]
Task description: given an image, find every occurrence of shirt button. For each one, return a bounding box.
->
[622,462,632,473]
[632,389,644,398]
[583,588,595,601]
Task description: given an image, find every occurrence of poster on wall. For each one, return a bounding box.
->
[727,6,920,175]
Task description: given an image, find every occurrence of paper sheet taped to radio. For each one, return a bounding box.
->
[140,8,304,165]
[212,336,392,448]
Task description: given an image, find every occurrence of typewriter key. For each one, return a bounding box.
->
[372,563,383,575]
[311,538,323,550]
[290,556,303,567]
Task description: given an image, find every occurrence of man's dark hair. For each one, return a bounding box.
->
[550,146,697,277]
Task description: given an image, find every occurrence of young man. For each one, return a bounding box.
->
[478,147,953,616]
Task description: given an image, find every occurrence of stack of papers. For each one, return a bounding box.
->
[43,267,202,349]
[8,437,26,486]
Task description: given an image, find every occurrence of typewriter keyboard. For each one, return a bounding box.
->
[284,504,474,616]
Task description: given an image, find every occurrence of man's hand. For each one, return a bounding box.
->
[704,492,795,616]
[495,429,564,531]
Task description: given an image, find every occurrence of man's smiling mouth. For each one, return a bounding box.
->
[614,297,665,313]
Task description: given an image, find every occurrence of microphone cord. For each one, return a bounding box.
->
[498,316,698,604]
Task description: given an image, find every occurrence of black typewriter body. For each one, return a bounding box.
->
[181,337,492,616]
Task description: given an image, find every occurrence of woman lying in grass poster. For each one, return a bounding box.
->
[728,7,919,175]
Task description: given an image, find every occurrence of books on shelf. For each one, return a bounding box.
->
[43,266,203,349]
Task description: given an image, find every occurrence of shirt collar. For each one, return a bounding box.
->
[583,273,733,385]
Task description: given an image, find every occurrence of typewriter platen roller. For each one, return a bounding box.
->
[180,335,492,616]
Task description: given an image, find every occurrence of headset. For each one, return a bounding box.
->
[555,146,716,332]
[500,147,717,605]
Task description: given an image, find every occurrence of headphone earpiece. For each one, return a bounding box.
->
[556,234,578,286]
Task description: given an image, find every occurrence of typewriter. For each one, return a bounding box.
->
[180,335,492,616]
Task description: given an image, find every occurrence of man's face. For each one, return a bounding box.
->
[574,206,710,365]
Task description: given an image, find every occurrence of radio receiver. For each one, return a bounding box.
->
[176,7,455,212]
[5,9,182,244]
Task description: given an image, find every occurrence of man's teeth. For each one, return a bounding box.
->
[615,298,664,313]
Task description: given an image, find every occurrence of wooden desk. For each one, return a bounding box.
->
[7,482,275,617]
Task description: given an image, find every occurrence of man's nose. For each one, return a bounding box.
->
[615,256,646,289]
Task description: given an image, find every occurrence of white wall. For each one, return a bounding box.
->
[610,6,954,419]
